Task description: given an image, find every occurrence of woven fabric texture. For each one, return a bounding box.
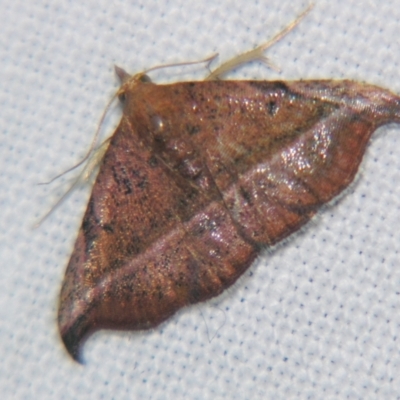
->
[2,0,400,398]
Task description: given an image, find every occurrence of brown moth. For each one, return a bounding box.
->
[58,9,400,361]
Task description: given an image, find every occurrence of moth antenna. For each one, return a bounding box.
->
[38,91,118,186]
[259,56,281,73]
[142,53,219,75]
[36,88,118,226]
[205,2,313,80]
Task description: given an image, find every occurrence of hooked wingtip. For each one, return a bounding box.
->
[58,306,93,363]
[60,323,86,364]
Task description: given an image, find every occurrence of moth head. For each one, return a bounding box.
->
[114,66,152,102]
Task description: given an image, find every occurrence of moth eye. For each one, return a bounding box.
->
[140,74,152,83]
[118,92,126,102]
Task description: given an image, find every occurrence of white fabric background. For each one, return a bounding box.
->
[2,0,400,398]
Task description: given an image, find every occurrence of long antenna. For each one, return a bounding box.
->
[205,3,313,80]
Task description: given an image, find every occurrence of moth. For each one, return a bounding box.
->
[58,8,400,361]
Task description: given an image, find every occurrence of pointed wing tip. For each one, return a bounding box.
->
[58,292,94,363]
[58,310,91,363]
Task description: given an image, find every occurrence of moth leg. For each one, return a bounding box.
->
[205,3,313,81]
[35,138,110,227]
